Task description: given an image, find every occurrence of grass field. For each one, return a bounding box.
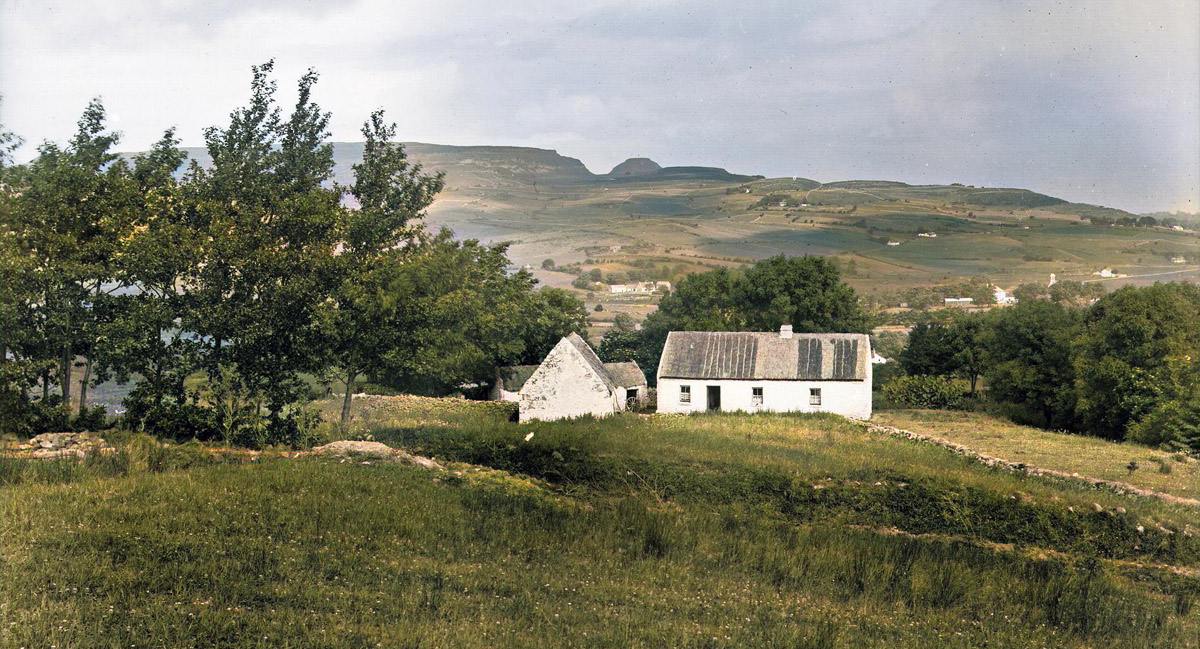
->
[874,410,1199,501]
[4,398,1199,648]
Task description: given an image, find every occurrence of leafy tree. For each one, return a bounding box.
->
[185,62,343,442]
[513,287,589,365]
[96,129,200,431]
[739,255,869,333]
[9,99,137,417]
[541,258,555,270]
[327,109,444,424]
[899,321,960,377]
[982,300,1081,429]
[611,312,637,333]
[1073,283,1200,440]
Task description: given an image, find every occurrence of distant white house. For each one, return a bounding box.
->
[503,333,647,422]
[917,232,938,238]
[870,351,889,365]
[609,281,672,294]
[656,326,872,420]
[1094,268,1116,278]
[1173,225,1185,231]
[993,287,1016,305]
[1172,256,1187,264]
[886,240,901,246]
[943,297,974,306]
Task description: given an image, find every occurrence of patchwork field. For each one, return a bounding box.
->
[4,398,1198,648]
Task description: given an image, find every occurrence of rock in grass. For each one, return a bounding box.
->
[310,441,441,470]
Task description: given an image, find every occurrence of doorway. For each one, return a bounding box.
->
[706,385,721,411]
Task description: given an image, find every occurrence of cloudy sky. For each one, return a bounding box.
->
[2,0,1197,212]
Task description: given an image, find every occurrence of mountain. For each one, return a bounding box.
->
[607,157,661,177]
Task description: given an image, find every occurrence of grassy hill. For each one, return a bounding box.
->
[137,142,1198,305]
[4,399,1198,648]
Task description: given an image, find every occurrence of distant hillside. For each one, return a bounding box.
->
[607,157,661,177]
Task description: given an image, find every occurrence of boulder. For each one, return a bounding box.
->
[310,441,441,470]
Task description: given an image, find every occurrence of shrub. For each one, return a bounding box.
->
[882,375,967,409]
[1126,397,1200,452]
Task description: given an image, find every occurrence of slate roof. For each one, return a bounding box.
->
[603,362,647,388]
[657,331,869,381]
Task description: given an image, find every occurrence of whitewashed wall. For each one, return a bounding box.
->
[656,377,872,419]
[519,340,618,422]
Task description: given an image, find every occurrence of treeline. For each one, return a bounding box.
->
[596,255,870,374]
[889,283,1200,451]
[0,63,587,445]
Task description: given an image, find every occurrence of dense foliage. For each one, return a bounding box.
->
[0,65,587,443]
[892,283,1200,450]
[597,255,869,376]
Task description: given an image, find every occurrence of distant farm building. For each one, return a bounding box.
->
[917,232,937,238]
[609,281,672,294]
[1094,268,1116,278]
[1172,256,1186,264]
[993,287,1016,305]
[497,333,647,422]
[943,297,974,307]
[656,326,872,419]
[886,240,901,246]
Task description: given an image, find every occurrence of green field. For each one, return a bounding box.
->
[5,399,1199,648]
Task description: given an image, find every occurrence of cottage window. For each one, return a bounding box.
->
[680,385,691,404]
[752,387,763,406]
[809,388,822,406]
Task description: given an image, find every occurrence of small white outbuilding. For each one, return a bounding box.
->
[510,333,647,422]
[656,326,872,419]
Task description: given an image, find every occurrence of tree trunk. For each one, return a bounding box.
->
[60,345,72,408]
[77,356,94,417]
[970,373,978,394]
[340,368,356,425]
[42,369,50,402]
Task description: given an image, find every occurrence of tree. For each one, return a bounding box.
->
[1073,283,1200,441]
[739,255,869,333]
[541,258,555,270]
[10,99,137,417]
[327,109,444,424]
[95,129,201,432]
[611,312,637,333]
[983,300,1081,429]
[184,62,344,443]
[899,321,960,377]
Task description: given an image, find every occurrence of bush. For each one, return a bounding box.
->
[882,375,967,409]
[1126,398,1200,453]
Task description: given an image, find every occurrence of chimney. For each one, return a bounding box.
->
[779,324,793,339]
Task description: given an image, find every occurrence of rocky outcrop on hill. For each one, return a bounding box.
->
[12,432,116,459]
[310,440,442,469]
[607,157,662,177]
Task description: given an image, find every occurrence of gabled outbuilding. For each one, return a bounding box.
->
[509,333,647,422]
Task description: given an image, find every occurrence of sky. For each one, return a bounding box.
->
[2,0,1198,213]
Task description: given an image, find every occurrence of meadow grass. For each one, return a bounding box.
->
[874,410,1199,500]
[3,402,1199,648]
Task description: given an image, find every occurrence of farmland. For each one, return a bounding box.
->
[4,398,1199,648]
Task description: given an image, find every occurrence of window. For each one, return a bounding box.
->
[809,388,822,406]
[680,385,691,404]
[752,387,763,406]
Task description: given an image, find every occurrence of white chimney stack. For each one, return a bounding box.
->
[779,324,793,339]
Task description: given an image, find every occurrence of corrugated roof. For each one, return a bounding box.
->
[658,331,869,381]
[603,361,647,388]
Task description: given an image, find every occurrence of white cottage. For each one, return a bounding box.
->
[513,333,647,422]
[656,326,872,419]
